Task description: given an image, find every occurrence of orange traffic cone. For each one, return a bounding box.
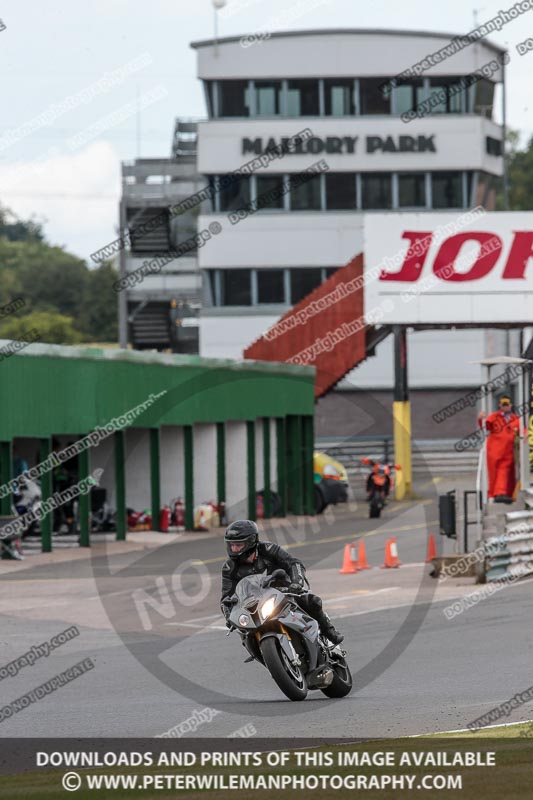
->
[381,537,401,569]
[390,536,401,567]
[380,538,392,569]
[356,539,372,570]
[425,533,437,563]
[339,543,358,574]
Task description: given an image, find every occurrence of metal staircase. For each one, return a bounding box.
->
[244,254,391,397]
[130,302,171,350]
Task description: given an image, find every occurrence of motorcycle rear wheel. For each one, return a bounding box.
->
[260,637,308,701]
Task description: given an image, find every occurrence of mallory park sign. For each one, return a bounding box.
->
[242,134,436,156]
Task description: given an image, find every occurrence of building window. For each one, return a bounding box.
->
[465,171,474,206]
[207,270,218,305]
[222,269,251,306]
[218,80,251,117]
[171,208,197,247]
[208,175,217,211]
[256,175,285,210]
[359,78,390,114]
[204,81,216,117]
[290,174,321,210]
[474,79,495,118]
[393,79,425,116]
[486,137,502,157]
[432,172,463,208]
[325,173,356,209]
[398,173,426,208]
[290,269,322,303]
[257,269,285,303]
[427,77,464,114]
[287,79,319,116]
[255,80,282,115]
[218,175,251,211]
[361,174,392,209]
[324,79,355,116]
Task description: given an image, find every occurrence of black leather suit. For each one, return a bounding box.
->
[221,540,329,629]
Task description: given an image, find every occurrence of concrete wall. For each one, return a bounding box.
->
[315,388,505,440]
[198,212,364,269]
[160,426,184,506]
[124,428,150,511]
[225,421,248,521]
[91,435,115,505]
[198,117,502,175]
[193,424,217,506]
[343,328,486,389]
[200,314,278,360]
[195,31,504,82]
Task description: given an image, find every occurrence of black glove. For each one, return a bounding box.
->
[288,582,305,594]
[221,597,232,621]
[289,563,306,593]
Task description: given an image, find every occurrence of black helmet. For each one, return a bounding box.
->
[224,520,259,561]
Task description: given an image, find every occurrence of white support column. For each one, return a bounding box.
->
[160,426,185,506]
[225,422,248,521]
[124,428,150,510]
[193,424,217,506]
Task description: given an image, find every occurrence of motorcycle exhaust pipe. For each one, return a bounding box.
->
[317,667,334,687]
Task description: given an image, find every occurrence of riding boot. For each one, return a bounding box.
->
[315,608,344,645]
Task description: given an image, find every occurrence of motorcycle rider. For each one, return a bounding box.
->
[220,519,344,645]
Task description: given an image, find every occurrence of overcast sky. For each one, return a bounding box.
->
[0,0,531,261]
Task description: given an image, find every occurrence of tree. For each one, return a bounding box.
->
[2,239,89,320]
[0,311,82,345]
[0,205,118,344]
[497,131,533,210]
[77,262,118,342]
[0,206,44,242]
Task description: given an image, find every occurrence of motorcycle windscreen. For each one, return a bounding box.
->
[234,574,268,603]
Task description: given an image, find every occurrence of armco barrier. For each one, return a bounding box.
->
[315,437,478,475]
[484,494,533,582]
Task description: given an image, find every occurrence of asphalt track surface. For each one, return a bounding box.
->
[1,476,533,739]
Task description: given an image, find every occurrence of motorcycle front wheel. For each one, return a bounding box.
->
[260,637,308,701]
[369,498,381,518]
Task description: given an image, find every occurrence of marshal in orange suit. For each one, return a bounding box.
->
[478,396,523,504]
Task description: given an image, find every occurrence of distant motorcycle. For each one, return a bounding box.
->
[226,569,352,702]
[361,458,401,518]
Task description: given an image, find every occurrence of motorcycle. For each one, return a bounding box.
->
[226,569,352,702]
[361,458,401,519]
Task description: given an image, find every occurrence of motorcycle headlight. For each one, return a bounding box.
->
[238,614,250,627]
[261,596,277,619]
